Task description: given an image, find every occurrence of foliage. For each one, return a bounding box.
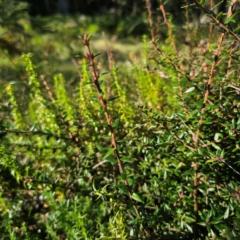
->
[0,0,29,55]
[0,0,240,239]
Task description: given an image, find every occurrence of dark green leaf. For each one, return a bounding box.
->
[94,53,101,58]
[107,96,120,102]
[106,157,117,163]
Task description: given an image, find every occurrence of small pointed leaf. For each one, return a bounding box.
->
[224,206,230,219]
[132,193,143,203]
[185,87,195,93]
[107,96,120,102]
[94,53,101,58]
[103,148,115,160]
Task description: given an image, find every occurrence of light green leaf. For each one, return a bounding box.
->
[224,206,230,219]
[186,223,193,233]
[224,13,237,24]
[212,143,221,150]
[103,148,115,160]
[132,193,143,203]
[216,12,223,20]
[185,87,195,93]
[214,133,220,141]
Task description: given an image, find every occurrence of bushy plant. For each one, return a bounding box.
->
[0,0,240,239]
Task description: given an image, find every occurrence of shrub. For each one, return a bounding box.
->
[0,0,240,239]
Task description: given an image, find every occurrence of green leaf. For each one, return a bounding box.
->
[206,159,215,163]
[118,184,128,195]
[100,71,109,76]
[216,12,223,20]
[211,1,224,11]
[186,223,193,233]
[132,193,143,203]
[234,25,240,33]
[212,143,221,150]
[207,188,215,192]
[224,13,237,24]
[185,87,195,93]
[211,216,223,225]
[226,186,235,194]
[121,172,127,180]
[113,118,120,128]
[87,34,92,41]
[199,0,205,5]
[103,148,115,160]
[106,157,117,163]
[198,188,206,194]
[224,206,230,219]
[94,53,101,58]
[198,148,203,155]
[128,178,134,186]
[181,3,195,9]
[107,96,120,102]
[214,133,220,141]
[121,156,132,163]
[198,222,207,226]
[164,169,168,180]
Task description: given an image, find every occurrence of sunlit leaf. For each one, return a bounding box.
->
[224,206,230,219]
[224,13,237,24]
[132,193,144,203]
[185,87,195,93]
[212,143,221,150]
[103,148,115,160]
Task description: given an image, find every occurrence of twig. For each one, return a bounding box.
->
[83,34,152,238]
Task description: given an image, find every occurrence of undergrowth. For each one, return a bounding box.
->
[0,0,240,239]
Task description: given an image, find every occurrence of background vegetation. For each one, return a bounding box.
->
[0,0,240,239]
